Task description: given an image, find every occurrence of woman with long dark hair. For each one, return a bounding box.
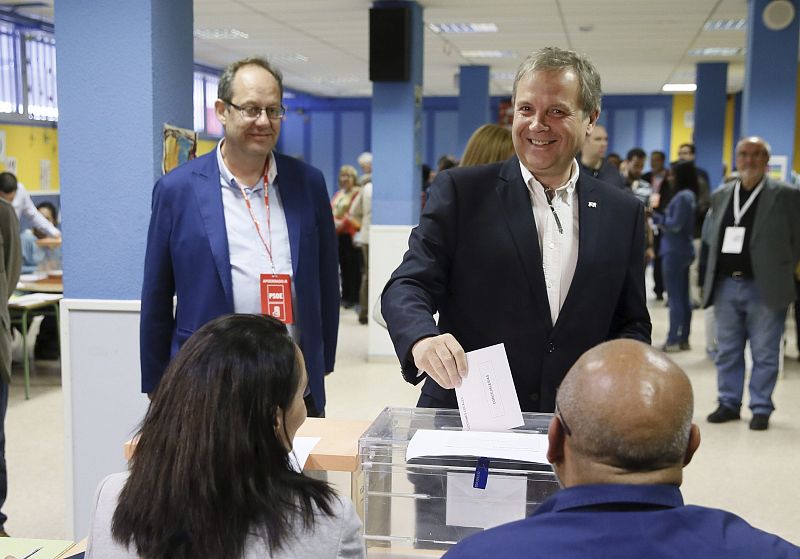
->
[653,160,698,352]
[86,314,365,559]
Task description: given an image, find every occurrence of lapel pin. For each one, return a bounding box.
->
[588,201,597,208]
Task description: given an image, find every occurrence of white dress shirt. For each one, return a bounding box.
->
[519,160,580,325]
[11,182,61,237]
[217,142,299,341]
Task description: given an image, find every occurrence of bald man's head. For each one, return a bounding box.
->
[549,340,698,487]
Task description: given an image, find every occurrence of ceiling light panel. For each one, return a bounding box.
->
[193,28,249,39]
[461,50,517,58]
[688,47,743,56]
[704,18,746,30]
[428,22,499,33]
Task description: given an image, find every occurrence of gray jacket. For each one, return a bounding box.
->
[86,472,366,559]
[702,177,800,310]
[1,199,21,384]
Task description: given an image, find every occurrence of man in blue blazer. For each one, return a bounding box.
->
[382,47,651,413]
[443,340,799,558]
[140,57,339,415]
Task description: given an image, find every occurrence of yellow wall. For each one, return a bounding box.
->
[670,93,736,174]
[794,69,800,174]
[197,138,217,156]
[0,122,60,191]
[669,94,695,161]
[722,96,735,177]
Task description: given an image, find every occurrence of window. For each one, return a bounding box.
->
[25,31,58,120]
[0,22,223,135]
[0,23,22,115]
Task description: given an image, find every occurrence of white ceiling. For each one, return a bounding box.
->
[12,0,752,98]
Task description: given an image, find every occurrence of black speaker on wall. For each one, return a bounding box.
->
[369,6,411,82]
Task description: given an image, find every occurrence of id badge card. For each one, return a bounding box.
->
[260,273,294,324]
[721,226,746,254]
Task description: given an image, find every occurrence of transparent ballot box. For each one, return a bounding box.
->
[359,407,558,558]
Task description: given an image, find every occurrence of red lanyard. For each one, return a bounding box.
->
[236,160,275,273]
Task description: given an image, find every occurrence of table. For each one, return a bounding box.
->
[16,276,63,294]
[8,293,63,399]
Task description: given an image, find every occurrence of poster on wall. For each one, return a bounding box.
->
[0,130,5,162]
[768,155,788,182]
[40,159,51,190]
[4,156,16,175]
[162,124,197,175]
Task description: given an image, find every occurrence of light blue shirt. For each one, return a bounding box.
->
[216,143,299,342]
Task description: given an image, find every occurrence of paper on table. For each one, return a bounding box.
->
[9,293,62,305]
[445,472,527,529]
[455,343,523,431]
[406,429,549,464]
[0,538,74,559]
[288,436,320,472]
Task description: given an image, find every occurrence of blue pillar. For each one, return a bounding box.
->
[694,62,727,189]
[55,0,194,298]
[371,0,423,226]
[458,65,490,156]
[54,0,193,538]
[741,0,800,178]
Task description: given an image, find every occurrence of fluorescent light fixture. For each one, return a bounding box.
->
[491,71,516,80]
[461,50,516,58]
[704,18,746,30]
[193,28,249,39]
[688,47,743,56]
[269,53,309,63]
[662,83,697,92]
[428,22,498,33]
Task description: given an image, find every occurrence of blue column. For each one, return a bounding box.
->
[458,65,490,156]
[741,0,800,177]
[55,0,194,299]
[371,0,423,226]
[694,62,727,189]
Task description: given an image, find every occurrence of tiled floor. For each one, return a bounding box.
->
[3,293,799,545]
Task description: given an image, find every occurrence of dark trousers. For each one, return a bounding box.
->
[795,278,800,352]
[0,380,8,528]
[337,234,362,305]
[653,233,664,297]
[662,252,692,345]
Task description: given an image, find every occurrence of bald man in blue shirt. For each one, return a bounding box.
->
[444,340,799,559]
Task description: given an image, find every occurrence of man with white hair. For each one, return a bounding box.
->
[703,136,800,430]
[357,152,372,186]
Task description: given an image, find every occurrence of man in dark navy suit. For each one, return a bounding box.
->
[382,47,651,413]
[140,57,339,415]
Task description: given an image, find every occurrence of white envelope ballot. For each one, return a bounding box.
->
[445,472,527,529]
[456,343,524,431]
[289,436,320,472]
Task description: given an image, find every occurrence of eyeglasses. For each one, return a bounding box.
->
[224,100,286,121]
[554,400,572,436]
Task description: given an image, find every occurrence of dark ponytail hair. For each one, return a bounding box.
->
[112,314,334,558]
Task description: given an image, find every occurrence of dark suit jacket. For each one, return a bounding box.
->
[1,199,21,384]
[140,150,340,411]
[702,177,800,311]
[382,157,651,412]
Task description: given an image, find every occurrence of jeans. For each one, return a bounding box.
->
[0,379,7,528]
[713,277,787,415]
[662,252,692,345]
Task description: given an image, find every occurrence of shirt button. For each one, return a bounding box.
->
[547,342,555,353]
[529,392,539,402]
[549,242,555,249]
[547,282,552,289]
